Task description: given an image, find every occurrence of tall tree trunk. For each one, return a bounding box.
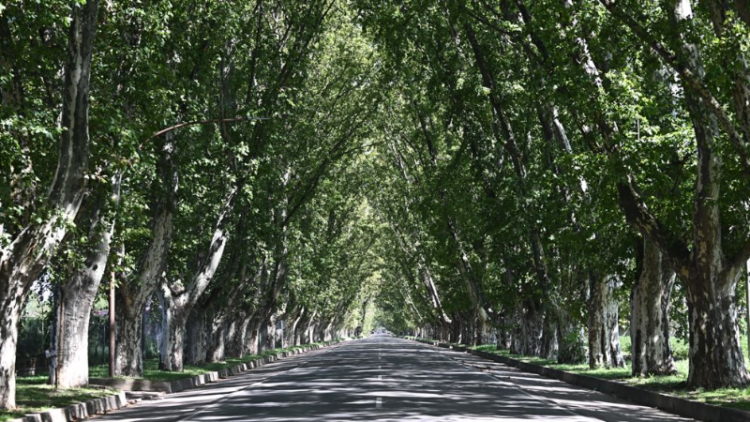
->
[631,239,676,376]
[556,310,586,364]
[226,311,253,358]
[207,312,228,362]
[245,318,261,356]
[157,288,188,371]
[679,0,749,387]
[540,311,558,359]
[158,187,235,371]
[116,132,177,376]
[265,316,276,350]
[686,268,748,388]
[293,315,303,346]
[284,309,303,348]
[234,316,253,357]
[509,306,523,354]
[588,273,625,368]
[185,307,208,365]
[0,0,98,408]
[115,298,145,377]
[600,0,750,390]
[514,300,544,356]
[57,174,121,387]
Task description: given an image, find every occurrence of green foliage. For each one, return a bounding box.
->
[5,0,750,403]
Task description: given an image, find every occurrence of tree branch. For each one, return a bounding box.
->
[616,176,690,273]
[146,116,268,141]
[597,0,750,177]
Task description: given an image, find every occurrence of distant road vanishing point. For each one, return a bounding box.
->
[94,336,694,422]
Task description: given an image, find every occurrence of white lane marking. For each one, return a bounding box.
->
[173,346,337,422]
[482,370,587,419]
[376,397,382,408]
[423,345,588,420]
[378,375,382,380]
[378,365,381,369]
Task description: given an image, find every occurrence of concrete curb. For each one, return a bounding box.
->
[9,391,129,422]
[10,341,340,422]
[90,342,335,393]
[409,338,750,422]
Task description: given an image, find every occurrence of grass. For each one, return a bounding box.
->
[407,335,750,410]
[467,340,750,411]
[0,376,118,422]
[2,341,335,421]
[89,342,334,382]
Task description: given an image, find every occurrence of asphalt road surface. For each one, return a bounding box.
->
[99,336,694,422]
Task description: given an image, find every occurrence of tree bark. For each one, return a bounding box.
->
[245,318,261,356]
[540,311,558,359]
[158,187,235,371]
[207,312,229,362]
[556,310,586,364]
[233,316,253,357]
[686,269,748,388]
[57,174,121,387]
[116,132,177,376]
[185,307,208,365]
[114,298,145,377]
[631,239,676,376]
[157,288,188,371]
[588,273,625,368]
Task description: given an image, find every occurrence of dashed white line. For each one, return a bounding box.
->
[376,397,382,408]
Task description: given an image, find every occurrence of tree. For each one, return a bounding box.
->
[0,0,98,408]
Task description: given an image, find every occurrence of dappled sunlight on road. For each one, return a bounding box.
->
[95,337,693,422]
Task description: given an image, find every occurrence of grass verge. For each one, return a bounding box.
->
[2,340,336,421]
[0,376,118,422]
[89,341,335,382]
[465,343,750,411]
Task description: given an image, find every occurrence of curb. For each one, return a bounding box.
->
[409,338,750,422]
[9,391,129,422]
[89,342,336,394]
[11,341,340,422]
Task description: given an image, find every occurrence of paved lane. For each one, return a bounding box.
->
[100,336,693,422]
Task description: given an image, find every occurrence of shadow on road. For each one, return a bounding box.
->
[97,338,692,422]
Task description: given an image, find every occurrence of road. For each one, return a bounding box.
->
[99,336,693,422]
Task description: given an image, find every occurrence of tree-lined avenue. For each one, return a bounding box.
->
[4,0,750,415]
[95,336,693,422]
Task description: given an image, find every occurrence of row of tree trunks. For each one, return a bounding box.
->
[116,132,178,377]
[592,0,750,388]
[471,0,622,369]
[168,303,341,369]
[158,186,237,371]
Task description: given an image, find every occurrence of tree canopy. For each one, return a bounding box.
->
[2,0,750,409]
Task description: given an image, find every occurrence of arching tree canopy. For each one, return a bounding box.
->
[3,0,750,410]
